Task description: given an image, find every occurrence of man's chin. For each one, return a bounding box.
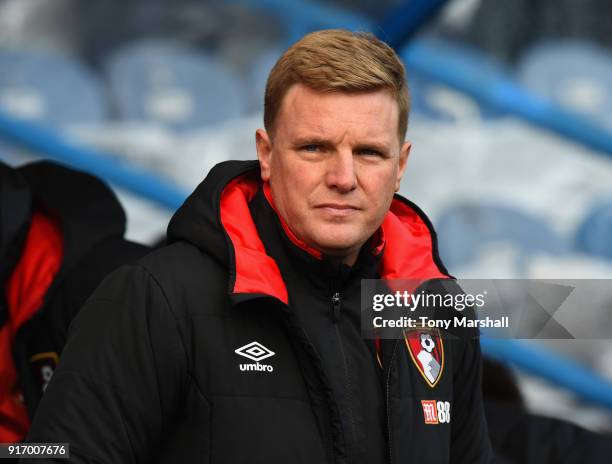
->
[311,234,366,257]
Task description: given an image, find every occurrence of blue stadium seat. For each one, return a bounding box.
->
[0,48,107,128]
[246,47,282,114]
[402,39,509,121]
[105,40,247,131]
[436,203,567,271]
[575,202,612,260]
[518,40,612,128]
[407,74,456,121]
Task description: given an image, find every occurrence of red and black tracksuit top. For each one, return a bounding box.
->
[0,161,149,444]
[25,160,493,463]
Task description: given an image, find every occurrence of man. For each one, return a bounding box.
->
[0,160,149,444]
[25,30,493,463]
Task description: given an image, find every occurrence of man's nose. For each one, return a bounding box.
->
[325,149,357,192]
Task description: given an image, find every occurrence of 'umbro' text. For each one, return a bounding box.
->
[239,362,273,372]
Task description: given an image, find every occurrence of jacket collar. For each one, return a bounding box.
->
[168,161,451,306]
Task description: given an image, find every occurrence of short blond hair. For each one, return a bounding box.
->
[264,29,410,142]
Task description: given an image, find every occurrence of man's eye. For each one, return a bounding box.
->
[301,144,320,152]
[358,148,382,157]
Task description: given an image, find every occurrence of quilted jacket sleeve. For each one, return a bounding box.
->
[22,265,188,463]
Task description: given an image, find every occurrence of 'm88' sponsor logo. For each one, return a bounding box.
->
[437,401,451,423]
[421,400,451,425]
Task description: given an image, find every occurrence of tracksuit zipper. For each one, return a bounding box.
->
[331,289,359,464]
[385,338,400,464]
[331,292,341,323]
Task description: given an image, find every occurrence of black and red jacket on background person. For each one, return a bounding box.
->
[0,160,150,443]
[25,160,493,463]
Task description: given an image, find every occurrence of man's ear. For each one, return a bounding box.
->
[256,128,272,182]
[395,141,411,192]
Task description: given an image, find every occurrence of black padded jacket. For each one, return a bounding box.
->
[24,160,493,463]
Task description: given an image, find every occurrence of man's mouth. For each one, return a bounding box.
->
[315,203,360,216]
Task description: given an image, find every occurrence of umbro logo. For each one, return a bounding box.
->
[235,341,275,362]
[235,341,275,372]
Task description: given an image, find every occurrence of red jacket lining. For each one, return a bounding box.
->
[1,211,63,442]
[219,173,448,305]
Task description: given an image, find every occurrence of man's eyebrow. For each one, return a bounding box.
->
[291,136,330,145]
[291,137,392,153]
[353,142,391,153]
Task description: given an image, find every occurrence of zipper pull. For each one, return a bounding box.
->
[331,292,341,322]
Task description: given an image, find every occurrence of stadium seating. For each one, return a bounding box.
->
[246,47,282,114]
[518,40,612,130]
[575,202,612,260]
[0,48,107,128]
[407,74,458,121]
[105,40,247,131]
[436,202,567,272]
[402,39,509,121]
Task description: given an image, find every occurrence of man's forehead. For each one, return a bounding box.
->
[278,84,399,141]
[287,120,392,144]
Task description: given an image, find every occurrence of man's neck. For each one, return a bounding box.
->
[322,249,360,267]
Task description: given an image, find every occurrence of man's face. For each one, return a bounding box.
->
[256,83,410,265]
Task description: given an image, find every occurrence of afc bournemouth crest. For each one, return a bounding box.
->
[29,351,59,392]
[403,328,444,388]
